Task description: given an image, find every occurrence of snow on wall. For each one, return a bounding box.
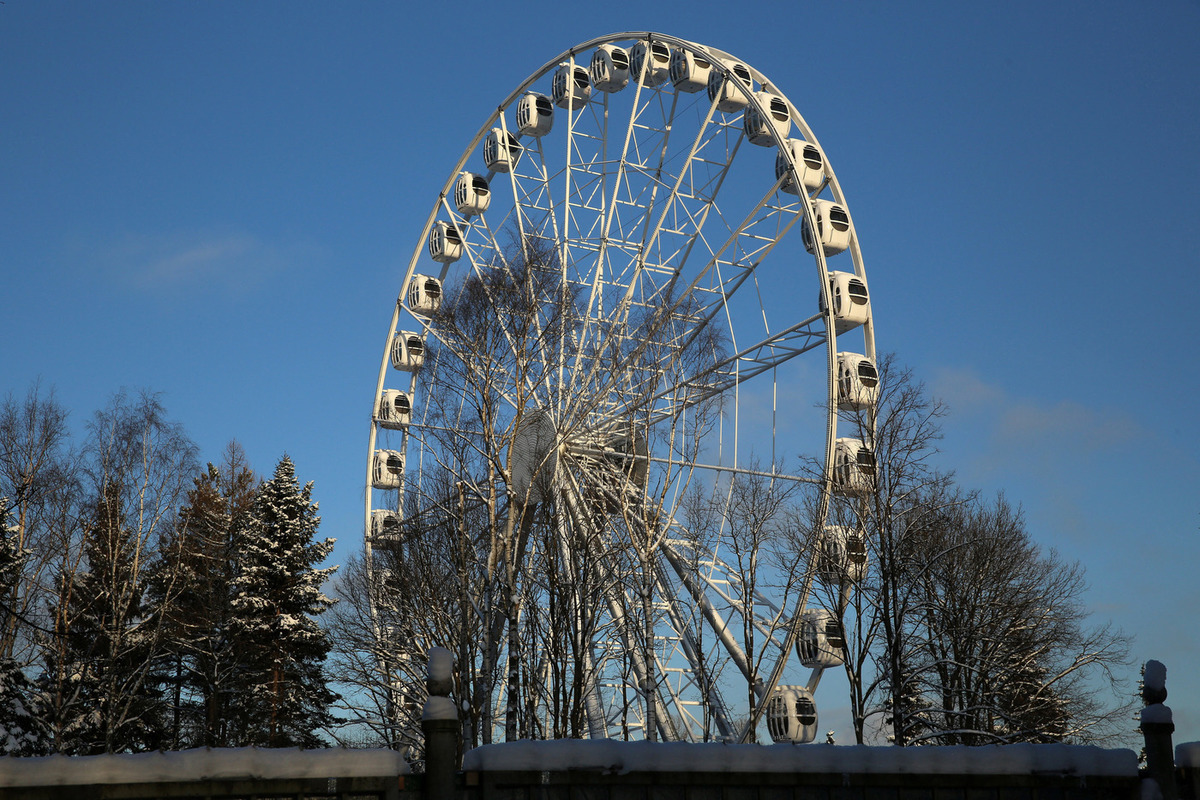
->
[0,746,410,787]
[462,740,1139,777]
[1177,741,1200,768]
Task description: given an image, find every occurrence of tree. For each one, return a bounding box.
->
[805,355,1130,746]
[903,494,1132,745]
[0,496,48,754]
[146,442,257,748]
[229,455,336,747]
[0,382,73,665]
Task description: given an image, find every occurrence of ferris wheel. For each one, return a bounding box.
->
[365,32,877,745]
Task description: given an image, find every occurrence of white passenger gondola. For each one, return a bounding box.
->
[833,438,875,497]
[407,273,443,316]
[590,44,629,93]
[776,138,825,195]
[376,389,413,430]
[454,172,491,216]
[707,61,752,112]
[428,221,463,264]
[802,198,852,256]
[819,271,871,333]
[629,39,671,86]
[836,352,879,411]
[744,89,791,146]
[820,524,868,584]
[370,509,403,546]
[766,686,818,744]
[390,332,425,372]
[483,127,522,173]
[371,449,404,490]
[669,49,712,93]
[797,609,846,669]
[552,62,592,109]
[516,92,554,137]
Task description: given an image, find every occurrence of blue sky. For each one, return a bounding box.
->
[3,2,1198,744]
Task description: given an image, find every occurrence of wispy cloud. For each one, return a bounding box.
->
[98,231,317,297]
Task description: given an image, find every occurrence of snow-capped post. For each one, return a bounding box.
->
[422,646,459,800]
[1140,659,1177,800]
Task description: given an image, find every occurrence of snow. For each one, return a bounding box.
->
[428,646,454,683]
[1175,741,1200,768]
[1144,661,1167,693]
[462,741,1138,776]
[423,696,459,721]
[1142,704,1174,725]
[0,747,410,787]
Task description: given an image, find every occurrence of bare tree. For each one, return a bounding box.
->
[904,493,1133,745]
[0,382,74,664]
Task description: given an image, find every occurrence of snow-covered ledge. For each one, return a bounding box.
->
[0,747,410,788]
[463,740,1138,777]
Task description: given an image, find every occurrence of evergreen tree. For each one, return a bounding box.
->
[44,483,165,753]
[229,455,337,747]
[147,444,257,748]
[0,497,48,754]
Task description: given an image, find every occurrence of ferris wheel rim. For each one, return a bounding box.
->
[365,32,876,744]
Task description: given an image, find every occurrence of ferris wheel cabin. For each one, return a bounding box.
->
[371,449,404,490]
[820,271,871,333]
[454,172,491,216]
[802,199,852,256]
[798,609,846,669]
[484,128,523,173]
[407,274,443,316]
[369,510,403,546]
[836,352,879,411]
[766,686,818,744]
[517,92,554,137]
[708,61,753,112]
[820,524,868,584]
[744,90,790,146]
[590,44,630,93]
[776,138,825,195]
[390,332,426,372]
[630,39,672,86]
[669,49,712,93]
[552,62,592,108]
[376,389,413,430]
[833,438,876,496]
[428,221,463,264]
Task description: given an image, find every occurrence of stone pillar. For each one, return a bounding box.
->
[422,646,460,800]
[1141,659,1177,800]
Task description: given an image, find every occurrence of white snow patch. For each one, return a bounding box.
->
[0,747,409,787]
[428,646,454,683]
[462,741,1138,776]
[423,696,459,721]
[1144,661,1167,693]
[1176,741,1200,768]
[1142,704,1174,725]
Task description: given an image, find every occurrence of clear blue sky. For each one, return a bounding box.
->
[3,1,1198,744]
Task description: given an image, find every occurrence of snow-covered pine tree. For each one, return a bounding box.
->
[43,482,165,753]
[146,444,257,748]
[0,496,48,755]
[229,455,337,747]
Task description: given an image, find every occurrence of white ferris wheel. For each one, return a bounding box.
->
[365,32,878,745]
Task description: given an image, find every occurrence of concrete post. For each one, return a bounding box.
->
[422,646,460,800]
[1141,659,1177,800]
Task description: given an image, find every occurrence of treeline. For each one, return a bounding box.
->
[0,386,337,755]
